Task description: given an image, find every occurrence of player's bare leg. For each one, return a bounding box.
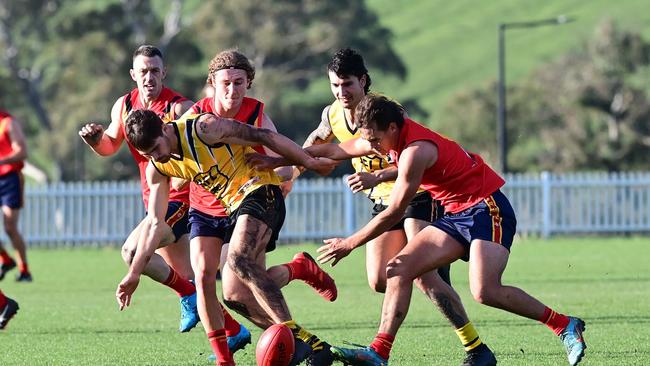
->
[222,249,275,329]
[121,219,199,332]
[190,235,234,364]
[226,213,332,365]
[157,234,194,280]
[2,206,30,281]
[226,214,291,324]
[469,240,586,365]
[365,230,406,293]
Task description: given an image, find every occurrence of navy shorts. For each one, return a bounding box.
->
[164,201,190,241]
[432,190,517,261]
[188,208,231,241]
[372,191,443,231]
[228,185,285,253]
[0,172,23,209]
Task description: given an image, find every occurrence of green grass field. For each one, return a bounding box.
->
[1,237,648,365]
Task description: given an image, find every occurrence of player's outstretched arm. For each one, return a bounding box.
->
[79,97,125,156]
[116,162,174,310]
[197,113,336,175]
[317,141,437,266]
[305,137,373,161]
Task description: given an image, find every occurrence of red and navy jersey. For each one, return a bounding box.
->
[118,87,190,208]
[188,97,265,216]
[0,110,24,176]
[390,118,505,214]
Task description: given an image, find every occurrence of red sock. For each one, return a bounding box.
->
[0,249,13,264]
[284,254,315,282]
[369,332,394,360]
[163,269,196,297]
[207,329,233,363]
[19,262,29,274]
[0,290,6,308]
[539,306,570,335]
[221,304,241,337]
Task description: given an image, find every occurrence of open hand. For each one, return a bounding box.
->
[116,272,140,311]
[317,237,354,266]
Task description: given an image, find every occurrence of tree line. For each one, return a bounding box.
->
[1,2,648,181]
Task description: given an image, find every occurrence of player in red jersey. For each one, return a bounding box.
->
[188,50,338,365]
[300,95,586,366]
[0,288,19,329]
[283,49,497,365]
[0,110,31,282]
[78,45,200,332]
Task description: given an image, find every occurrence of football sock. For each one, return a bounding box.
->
[0,290,6,308]
[163,269,196,297]
[221,304,241,337]
[207,329,233,363]
[0,249,12,264]
[283,260,305,282]
[539,306,570,335]
[18,262,29,274]
[283,320,325,351]
[455,322,482,352]
[369,332,394,360]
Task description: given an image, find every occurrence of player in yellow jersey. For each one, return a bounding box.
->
[281,48,496,365]
[123,109,338,365]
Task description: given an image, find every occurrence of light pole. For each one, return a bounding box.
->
[497,15,573,173]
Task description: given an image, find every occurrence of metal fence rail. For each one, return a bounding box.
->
[4,172,650,247]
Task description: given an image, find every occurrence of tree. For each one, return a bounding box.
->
[441,19,650,172]
[185,0,408,140]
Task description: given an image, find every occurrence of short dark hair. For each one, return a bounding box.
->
[327,48,372,93]
[133,45,164,61]
[354,94,404,131]
[208,49,255,89]
[125,109,164,151]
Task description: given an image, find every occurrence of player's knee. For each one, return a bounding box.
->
[367,274,387,293]
[470,284,498,306]
[195,270,217,287]
[121,245,135,265]
[385,256,416,283]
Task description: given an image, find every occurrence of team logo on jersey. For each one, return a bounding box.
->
[194,165,231,200]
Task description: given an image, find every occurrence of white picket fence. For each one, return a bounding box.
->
[4,172,650,247]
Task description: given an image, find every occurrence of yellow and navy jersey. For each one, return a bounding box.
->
[327,100,395,204]
[152,113,281,213]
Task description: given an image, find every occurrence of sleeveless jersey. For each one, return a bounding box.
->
[188,97,265,216]
[118,87,190,208]
[329,100,425,204]
[152,113,280,213]
[0,110,24,176]
[390,119,505,214]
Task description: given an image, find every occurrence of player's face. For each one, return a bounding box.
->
[211,69,249,112]
[139,135,172,163]
[328,71,366,109]
[130,55,166,101]
[360,122,397,155]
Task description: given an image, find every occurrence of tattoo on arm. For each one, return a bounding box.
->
[198,119,209,135]
[304,112,334,147]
